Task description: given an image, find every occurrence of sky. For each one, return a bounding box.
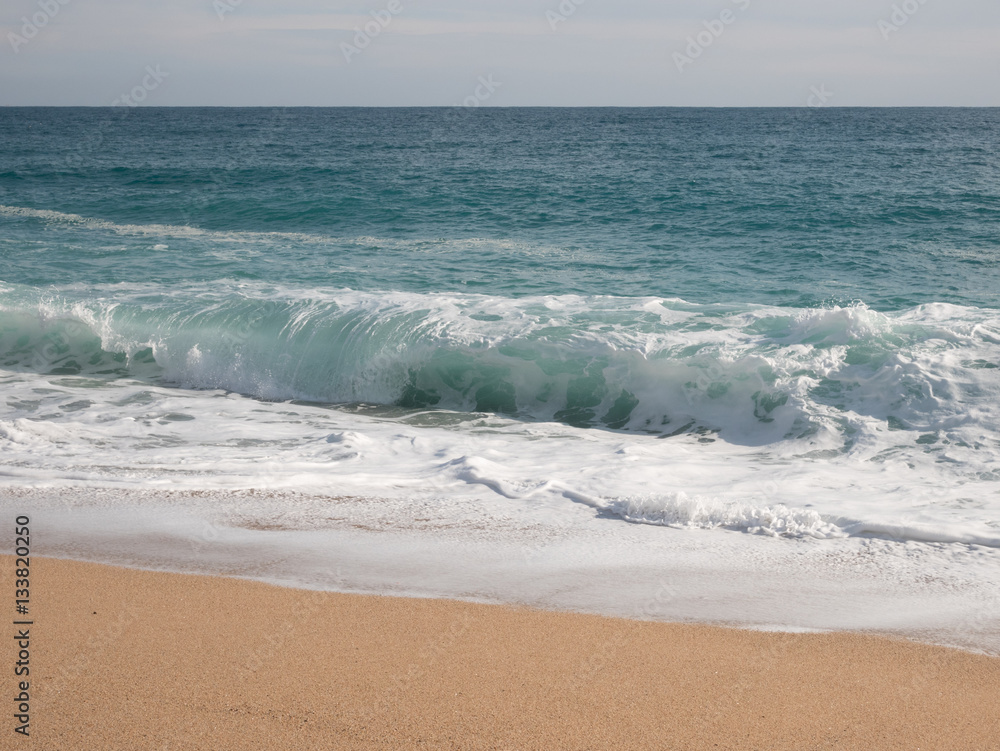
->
[2,0,999,106]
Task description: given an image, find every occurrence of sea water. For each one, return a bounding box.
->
[2,108,999,649]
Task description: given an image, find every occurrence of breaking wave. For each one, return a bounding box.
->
[1,282,998,445]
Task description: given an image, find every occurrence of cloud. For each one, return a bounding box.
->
[1,0,998,105]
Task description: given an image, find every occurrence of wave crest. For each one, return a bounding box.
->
[1,283,998,445]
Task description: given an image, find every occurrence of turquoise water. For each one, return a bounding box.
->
[1,107,999,502]
[4,109,1000,645]
[3,108,999,308]
[2,108,999,433]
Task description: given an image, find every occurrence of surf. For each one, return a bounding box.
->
[2,282,997,452]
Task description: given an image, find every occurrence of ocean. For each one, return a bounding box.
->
[2,108,999,649]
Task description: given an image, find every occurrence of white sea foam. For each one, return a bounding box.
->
[2,281,999,647]
[606,494,846,538]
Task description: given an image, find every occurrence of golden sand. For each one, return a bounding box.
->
[3,555,998,750]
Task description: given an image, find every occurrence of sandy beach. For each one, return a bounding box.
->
[2,555,997,750]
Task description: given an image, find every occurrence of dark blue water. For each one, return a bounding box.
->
[2,107,999,309]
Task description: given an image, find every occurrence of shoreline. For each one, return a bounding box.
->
[14,486,1000,656]
[5,555,1000,750]
[17,549,1000,657]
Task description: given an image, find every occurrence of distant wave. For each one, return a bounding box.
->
[0,203,328,243]
[0,204,562,255]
